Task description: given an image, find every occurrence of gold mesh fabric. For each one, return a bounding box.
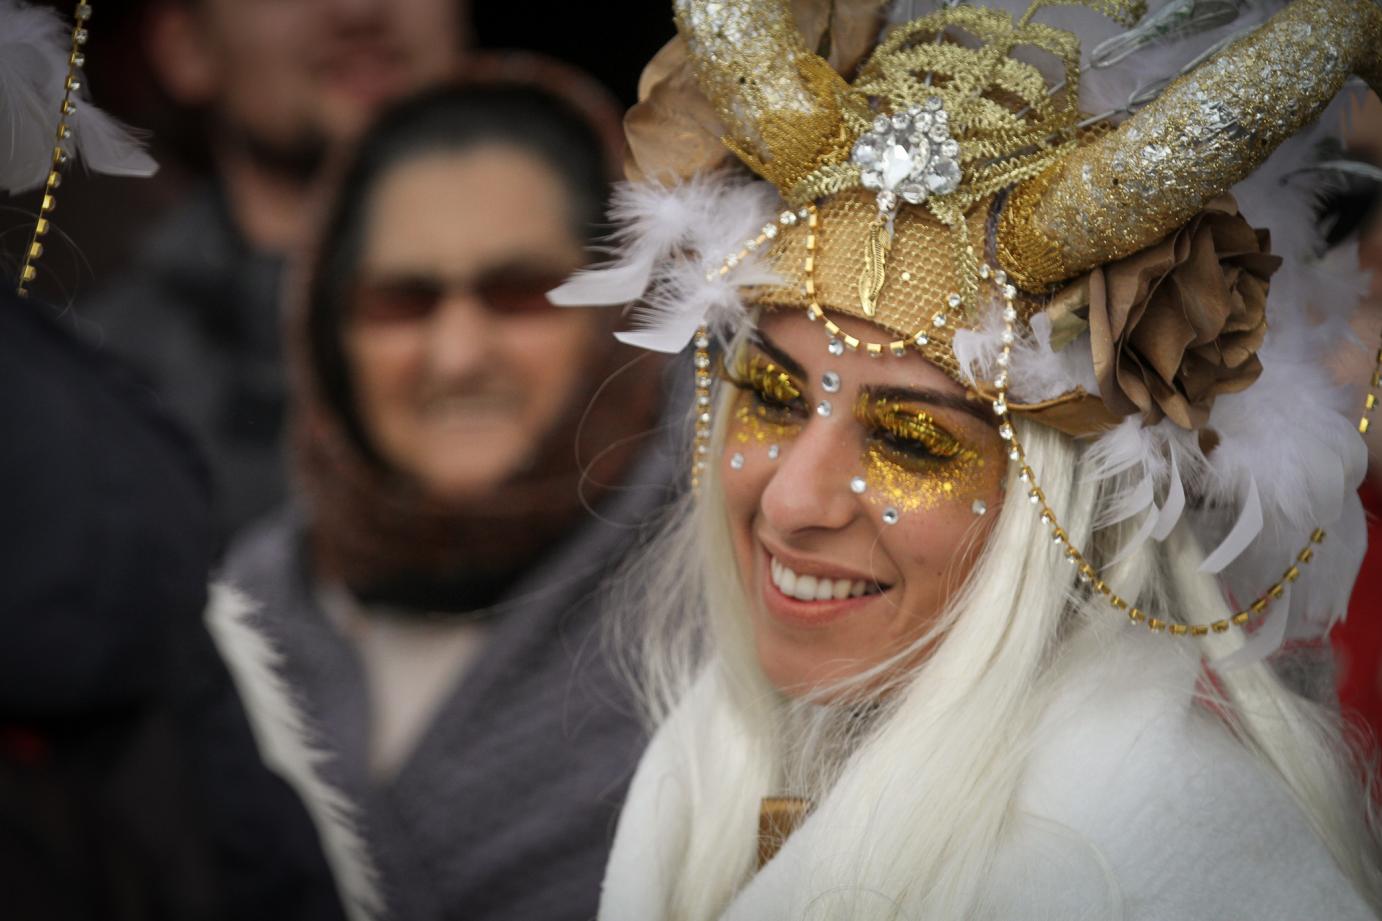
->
[753,190,1008,382]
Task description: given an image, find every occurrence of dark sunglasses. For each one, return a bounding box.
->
[351,265,571,322]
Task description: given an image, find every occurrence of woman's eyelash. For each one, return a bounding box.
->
[856,396,965,462]
[873,416,962,458]
[723,354,805,410]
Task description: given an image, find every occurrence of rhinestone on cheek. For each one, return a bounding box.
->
[850,476,867,494]
[816,400,833,417]
[730,452,745,470]
[768,444,780,460]
[882,507,900,525]
[821,371,841,393]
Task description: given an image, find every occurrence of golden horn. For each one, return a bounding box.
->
[673,0,862,194]
[998,0,1382,289]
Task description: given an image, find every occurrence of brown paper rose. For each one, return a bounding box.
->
[1051,195,1278,429]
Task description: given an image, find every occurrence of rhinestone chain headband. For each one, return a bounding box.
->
[17,1,93,298]
[687,205,1382,638]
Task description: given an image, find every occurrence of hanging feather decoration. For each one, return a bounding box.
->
[0,0,157,195]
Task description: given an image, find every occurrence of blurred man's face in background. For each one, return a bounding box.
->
[149,0,466,172]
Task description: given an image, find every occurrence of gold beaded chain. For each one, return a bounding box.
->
[800,203,954,358]
[991,291,1340,637]
[1360,345,1381,435]
[17,1,92,298]
[690,205,816,489]
[689,201,1376,639]
[691,327,713,490]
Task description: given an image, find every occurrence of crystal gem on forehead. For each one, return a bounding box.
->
[851,97,962,214]
[821,371,841,393]
[850,476,868,494]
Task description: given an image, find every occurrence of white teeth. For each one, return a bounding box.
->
[770,556,880,602]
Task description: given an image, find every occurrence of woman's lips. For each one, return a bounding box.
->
[760,548,892,628]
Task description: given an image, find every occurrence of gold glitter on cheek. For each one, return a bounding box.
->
[863,443,986,513]
[731,388,803,445]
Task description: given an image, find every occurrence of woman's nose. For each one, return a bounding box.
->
[425,292,490,379]
[757,417,860,536]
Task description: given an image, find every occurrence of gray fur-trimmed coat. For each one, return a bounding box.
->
[212,453,673,921]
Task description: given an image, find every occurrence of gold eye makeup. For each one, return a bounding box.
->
[722,351,808,444]
[855,393,986,513]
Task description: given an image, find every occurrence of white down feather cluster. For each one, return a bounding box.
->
[549,174,782,351]
[0,0,157,194]
[552,0,1370,665]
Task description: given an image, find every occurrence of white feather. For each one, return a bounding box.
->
[1199,477,1263,575]
[952,300,1100,402]
[553,173,783,352]
[68,103,158,179]
[0,0,156,192]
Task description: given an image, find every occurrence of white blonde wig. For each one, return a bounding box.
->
[606,347,1382,919]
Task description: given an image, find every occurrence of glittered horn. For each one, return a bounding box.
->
[998,0,1382,289]
[673,0,862,195]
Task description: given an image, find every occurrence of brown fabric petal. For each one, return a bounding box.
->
[792,0,888,76]
[624,36,731,182]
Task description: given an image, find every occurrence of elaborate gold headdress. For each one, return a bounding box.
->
[551,0,1380,652]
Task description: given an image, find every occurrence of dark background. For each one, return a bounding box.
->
[4,0,676,305]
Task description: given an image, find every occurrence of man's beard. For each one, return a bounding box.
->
[219,116,329,184]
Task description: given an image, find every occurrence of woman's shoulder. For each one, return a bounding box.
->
[995,639,1373,921]
[221,506,309,593]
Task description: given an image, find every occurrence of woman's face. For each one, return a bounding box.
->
[721,311,1008,694]
[345,146,599,502]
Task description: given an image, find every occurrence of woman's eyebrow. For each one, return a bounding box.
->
[861,384,996,428]
[750,331,807,378]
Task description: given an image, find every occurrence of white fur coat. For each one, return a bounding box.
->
[600,637,1373,920]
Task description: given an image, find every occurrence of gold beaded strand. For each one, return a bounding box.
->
[991,288,1340,637]
[688,199,1369,636]
[691,327,713,490]
[17,1,92,298]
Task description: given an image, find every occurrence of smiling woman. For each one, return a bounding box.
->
[719,312,1006,691]
[550,0,1382,918]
